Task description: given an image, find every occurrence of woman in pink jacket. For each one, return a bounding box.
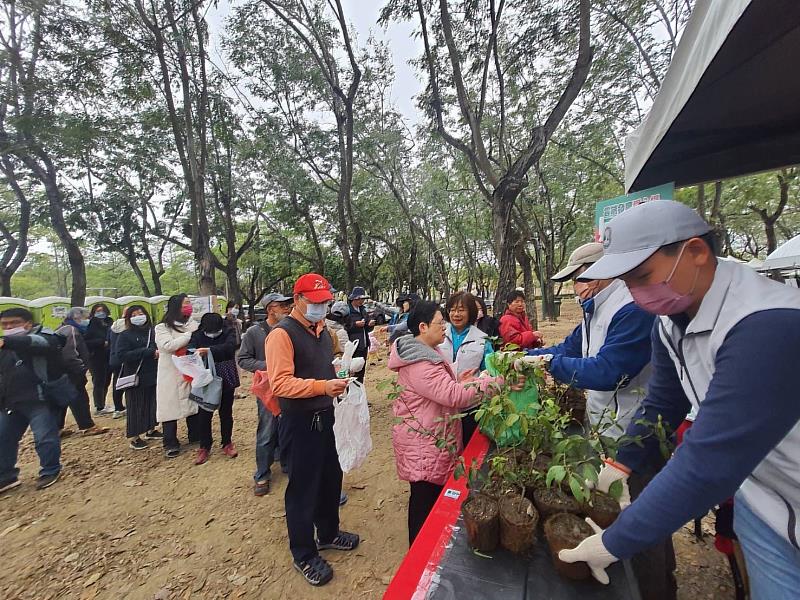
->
[388,301,521,545]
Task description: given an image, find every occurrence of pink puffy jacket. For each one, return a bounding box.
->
[388,336,500,486]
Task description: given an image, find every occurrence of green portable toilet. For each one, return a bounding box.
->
[29,297,72,331]
[214,295,228,315]
[149,295,170,322]
[85,296,121,320]
[117,296,152,321]
[0,298,31,336]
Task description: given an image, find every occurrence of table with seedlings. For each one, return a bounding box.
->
[387,351,653,599]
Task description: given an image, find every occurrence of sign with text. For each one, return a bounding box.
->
[594,182,675,241]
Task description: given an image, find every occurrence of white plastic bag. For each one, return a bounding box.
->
[171,353,213,388]
[333,340,362,376]
[333,381,372,472]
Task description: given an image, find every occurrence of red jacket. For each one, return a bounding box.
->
[499,310,543,349]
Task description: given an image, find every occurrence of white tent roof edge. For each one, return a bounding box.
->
[623,0,752,193]
[761,234,800,271]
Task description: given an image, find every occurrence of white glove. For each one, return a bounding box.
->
[558,518,619,584]
[590,460,631,509]
[513,354,553,371]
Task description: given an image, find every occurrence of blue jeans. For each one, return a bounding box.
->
[254,400,279,482]
[734,493,800,599]
[0,403,62,481]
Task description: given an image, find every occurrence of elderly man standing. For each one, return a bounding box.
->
[344,286,375,383]
[266,273,360,587]
[237,292,292,496]
[56,308,107,437]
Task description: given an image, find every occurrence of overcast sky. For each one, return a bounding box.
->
[207,0,424,125]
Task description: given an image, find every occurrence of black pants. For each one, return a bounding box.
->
[89,356,112,411]
[162,420,179,450]
[282,407,342,562]
[408,481,443,546]
[190,384,235,450]
[58,373,95,430]
[461,408,479,446]
[110,367,125,412]
[629,470,678,600]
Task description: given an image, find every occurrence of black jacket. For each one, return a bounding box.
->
[477,315,501,342]
[85,316,112,358]
[189,324,237,362]
[116,326,158,387]
[344,304,373,353]
[0,327,67,411]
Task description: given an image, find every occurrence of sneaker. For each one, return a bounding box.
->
[317,530,360,551]
[144,430,163,439]
[254,480,271,496]
[113,409,126,419]
[339,491,348,506]
[194,448,210,465]
[129,438,148,451]
[0,478,21,495]
[222,443,238,458]
[36,472,61,490]
[164,448,180,459]
[94,406,114,417]
[293,555,333,587]
[80,425,109,436]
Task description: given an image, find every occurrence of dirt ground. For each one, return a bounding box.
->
[1,302,734,600]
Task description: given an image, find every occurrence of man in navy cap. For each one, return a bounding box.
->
[559,200,800,598]
[344,286,375,383]
[238,292,292,496]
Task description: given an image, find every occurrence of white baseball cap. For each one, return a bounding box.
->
[552,242,604,281]
[580,200,711,280]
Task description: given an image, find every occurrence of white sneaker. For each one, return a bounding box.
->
[94,406,114,417]
[113,410,126,419]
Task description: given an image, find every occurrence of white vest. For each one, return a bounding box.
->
[582,279,651,438]
[439,324,489,377]
[657,261,800,547]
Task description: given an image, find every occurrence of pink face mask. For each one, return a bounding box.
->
[629,243,699,315]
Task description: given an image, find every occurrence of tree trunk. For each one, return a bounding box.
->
[0,273,11,296]
[492,181,522,309]
[515,243,538,329]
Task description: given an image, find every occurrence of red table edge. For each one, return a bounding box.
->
[383,432,491,600]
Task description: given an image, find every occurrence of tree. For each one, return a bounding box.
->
[229,0,363,289]
[0,0,91,305]
[381,0,593,308]
[0,161,31,295]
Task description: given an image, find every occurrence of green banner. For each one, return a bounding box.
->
[594,183,674,240]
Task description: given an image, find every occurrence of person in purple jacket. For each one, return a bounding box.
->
[560,201,800,600]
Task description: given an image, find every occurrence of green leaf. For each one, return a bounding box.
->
[608,479,624,501]
[569,475,585,503]
[505,413,520,427]
[582,463,598,484]
[546,465,566,488]
[474,409,485,422]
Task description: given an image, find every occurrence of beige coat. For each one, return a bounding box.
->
[155,320,199,422]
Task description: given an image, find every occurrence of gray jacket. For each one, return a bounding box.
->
[56,324,90,377]
[237,321,271,373]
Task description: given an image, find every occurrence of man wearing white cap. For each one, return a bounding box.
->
[559,200,800,599]
[528,242,654,438]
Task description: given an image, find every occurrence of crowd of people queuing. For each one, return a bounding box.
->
[2,201,798,594]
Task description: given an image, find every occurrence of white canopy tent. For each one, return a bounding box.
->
[624,0,800,193]
[761,234,800,271]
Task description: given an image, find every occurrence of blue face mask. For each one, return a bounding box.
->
[304,302,328,324]
[94,312,107,319]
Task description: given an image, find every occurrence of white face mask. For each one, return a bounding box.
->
[230,308,240,317]
[304,302,328,323]
[130,315,148,327]
[3,326,28,336]
[206,330,222,338]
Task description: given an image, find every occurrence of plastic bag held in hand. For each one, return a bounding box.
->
[171,353,213,388]
[558,518,619,584]
[514,354,553,371]
[333,381,372,472]
[334,340,359,377]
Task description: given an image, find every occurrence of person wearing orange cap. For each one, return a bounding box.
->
[266,273,360,587]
